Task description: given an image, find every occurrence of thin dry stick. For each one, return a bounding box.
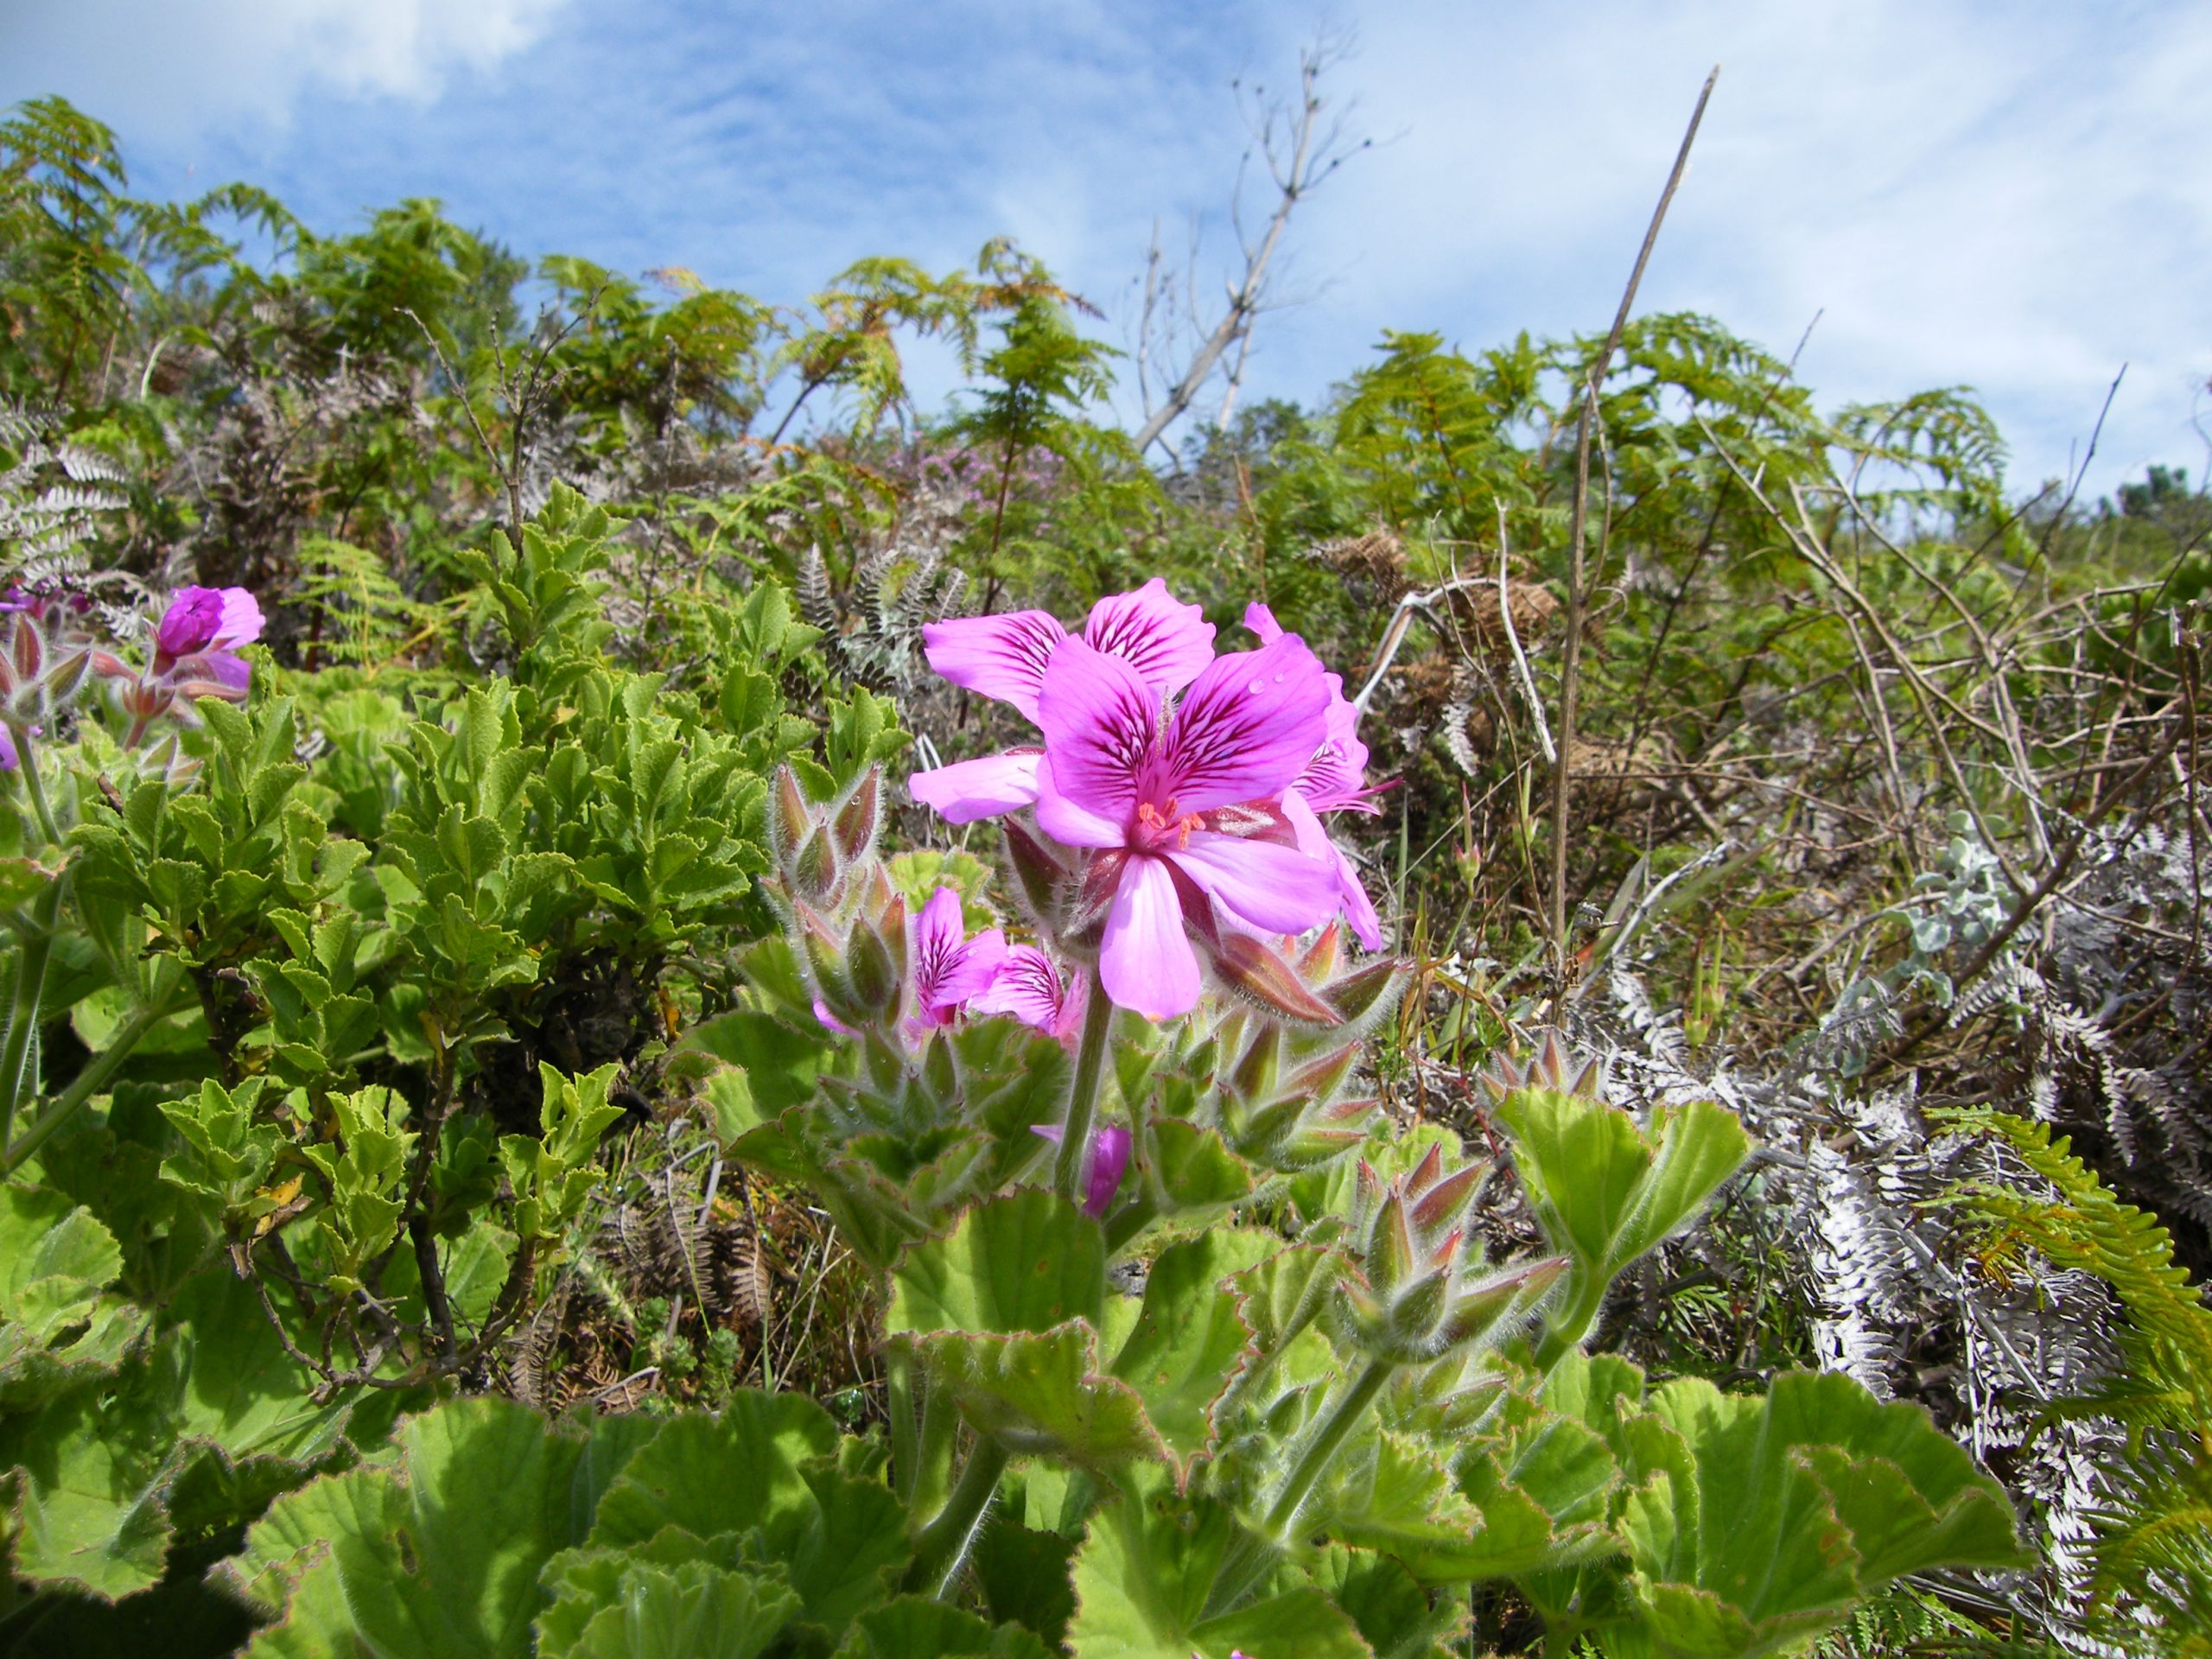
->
[1549,66,1720,999]
[1497,504,1554,763]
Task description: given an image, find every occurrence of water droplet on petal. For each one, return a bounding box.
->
[1248,678,1266,695]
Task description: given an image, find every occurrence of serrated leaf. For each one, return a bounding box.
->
[912,1325,1168,1471]
[1109,1230,1278,1476]
[886,1190,1104,1339]
[541,1557,803,1659]
[1067,1473,1369,1659]
[228,1396,651,1658]
[833,1594,1057,1659]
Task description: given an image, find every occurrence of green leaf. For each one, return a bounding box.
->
[832,1594,1057,1659]
[912,1325,1168,1471]
[886,1189,1104,1338]
[587,1393,838,1550]
[540,1557,803,1659]
[1308,1544,1470,1659]
[228,1397,652,1659]
[1494,1088,1748,1350]
[1066,1474,1370,1659]
[1597,1371,2026,1657]
[0,1186,138,1408]
[1109,1230,1277,1473]
[587,1395,910,1630]
[972,1510,1077,1647]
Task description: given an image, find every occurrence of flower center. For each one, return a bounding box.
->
[1134,798,1202,852]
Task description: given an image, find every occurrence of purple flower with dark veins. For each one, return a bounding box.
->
[1245,602,1384,949]
[1027,633,1342,1019]
[907,886,1007,1036]
[908,579,1215,824]
[969,945,1086,1046]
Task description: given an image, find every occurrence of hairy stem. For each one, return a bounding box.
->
[3,996,174,1175]
[2,721,69,1153]
[1535,1270,1609,1372]
[1262,1356,1394,1539]
[1054,973,1117,1205]
[0,927,54,1158]
[903,1435,1009,1599]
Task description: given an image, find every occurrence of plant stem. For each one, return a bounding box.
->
[903,1434,1009,1599]
[2,721,68,1154]
[4,996,173,1175]
[1534,1271,1608,1372]
[1054,974,1116,1205]
[0,925,54,1158]
[1262,1356,1393,1540]
[11,724,65,850]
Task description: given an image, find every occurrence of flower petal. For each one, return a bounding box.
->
[922,611,1065,721]
[213,588,264,651]
[1281,789,1384,948]
[1243,601,1284,645]
[910,887,964,1010]
[908,748,1041,823]
[155,587,226,658]
[1084,1126,1132,1218]
[1148,632,1332,814]
[199,650,254,693]
[1084,578,1215,694]
[1034,758,1128,849]
[1166,829,1342,934]
[1100,855,1201,1020]
[1037,639,1161,827]
[939,929,1007,1011]
[971,944,1075,1033]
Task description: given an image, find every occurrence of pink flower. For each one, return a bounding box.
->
[810,887,1007,1043]
[908,886,1007,1033]
[969,945,1086,1045]
[151,585,262,694]
[1029,1122,1132,1219]
[0,725,16,772]
[909,579,1215,823]
[1032,634,1343,1019]
[1246,603,1384,950]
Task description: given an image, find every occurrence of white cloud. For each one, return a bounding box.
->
[0,0,566,137]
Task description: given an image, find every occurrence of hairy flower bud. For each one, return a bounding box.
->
[1341,1142,1565,1363]
[830,767,880,862]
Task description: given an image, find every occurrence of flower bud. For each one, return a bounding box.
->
[768,765,813,866]
[791,829,840,902]
[1000,818,1068,930]
[846,909,903,1018]
[1339,1142,1564,1364]
[830,767,880,861]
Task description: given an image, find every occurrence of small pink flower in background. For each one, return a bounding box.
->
[1029,1122,1132,1218]
[0,725,17,772]
[969,945,1086,1045]
[152,585,263,693]
[909,579,1215,823]
[810,887,1007,1043]
[908,887,1007,1034]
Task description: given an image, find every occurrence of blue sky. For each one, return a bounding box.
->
[7,0,2209,501]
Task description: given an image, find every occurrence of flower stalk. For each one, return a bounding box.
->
[1053,971,1117,1206]
[903,1434,1011,1599]
[1262,1356,1393,1540]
